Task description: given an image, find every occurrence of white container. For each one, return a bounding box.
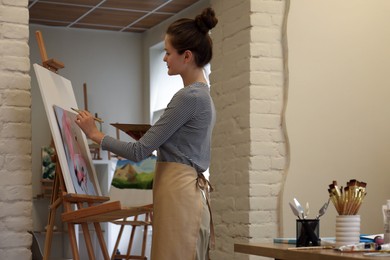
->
[335,215,360,247]
[383,200,390,243]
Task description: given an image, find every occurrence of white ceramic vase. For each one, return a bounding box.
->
[335,215,360,247]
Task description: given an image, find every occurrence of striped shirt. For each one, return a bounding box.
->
[101,82,216,173]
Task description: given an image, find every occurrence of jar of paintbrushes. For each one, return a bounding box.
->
[328,179,367,247]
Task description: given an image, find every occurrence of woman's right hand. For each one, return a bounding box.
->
[74,110,105,144]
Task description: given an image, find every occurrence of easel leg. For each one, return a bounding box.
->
[76,202,96,260]
[81,222,96,259]
[59,165,81,260]
[125,215,138,258]
[111,221,125,260]
[94,222,110,260]
[141,213,150,257]
[68,222,80,260]
[43,212,55,260]
[86,201,110,260]
[43,169,60,260]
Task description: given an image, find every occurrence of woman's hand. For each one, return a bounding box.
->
[74,110,105,144]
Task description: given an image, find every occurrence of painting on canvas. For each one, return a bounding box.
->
[112,155,156,190]
[53,105,97,195]
[34,64,101,195]
[41,146,56,180]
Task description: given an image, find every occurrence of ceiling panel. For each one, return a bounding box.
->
[132,13,173,28]
[29,2,92,23]
[79,9,145,27]
[38,0,102,4]
[28,0,203,33]
[158,0,199,13]
[101,0,169,11]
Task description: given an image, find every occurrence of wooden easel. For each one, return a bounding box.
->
[110,211,152,260]
[35,31,153,260]
[43,155,152,260]
[83,82,103,160]
[35,30,111,260]
[35,31,64,73]
[44,158,113,260]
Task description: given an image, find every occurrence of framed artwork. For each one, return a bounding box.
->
[54,105,98,195]
[112,155,156,190]
[34,63,101,195]
[41,146,56,180]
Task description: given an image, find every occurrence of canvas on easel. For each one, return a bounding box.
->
[53,105,98,195]
[34,31,154,260]
[109,156,155,210]
[34,63,101,196]
[108,124,154,207]
[111,155,156,190]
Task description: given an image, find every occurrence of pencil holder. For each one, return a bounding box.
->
[296,219,320,247]
[335,215,360,247]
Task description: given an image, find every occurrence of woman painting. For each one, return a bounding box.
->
[75,7,218,260]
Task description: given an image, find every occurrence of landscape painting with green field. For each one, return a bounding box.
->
[111,155,156,190]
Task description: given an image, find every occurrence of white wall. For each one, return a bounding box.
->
[141,0,210,121]
[29,25,144,230]
[283,0,390,238]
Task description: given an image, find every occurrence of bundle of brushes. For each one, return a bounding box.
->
[328,179,367,215]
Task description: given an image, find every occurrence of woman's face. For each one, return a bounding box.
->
[163,34,185,76]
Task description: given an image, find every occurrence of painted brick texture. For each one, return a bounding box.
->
[0,0,32,259]
[210,0,287,259]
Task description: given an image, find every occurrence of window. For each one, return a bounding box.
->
[149,41,182,123]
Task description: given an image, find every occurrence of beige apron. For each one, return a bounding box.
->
[151,162,213,260]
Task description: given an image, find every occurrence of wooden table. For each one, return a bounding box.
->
[234,243,390,260]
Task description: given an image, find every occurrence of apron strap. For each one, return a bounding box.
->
[197,173,215,251]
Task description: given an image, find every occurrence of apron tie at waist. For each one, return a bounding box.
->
[197,174,214,199]
[197,173,215,250]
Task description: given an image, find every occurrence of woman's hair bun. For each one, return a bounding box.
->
[195,7,218,34]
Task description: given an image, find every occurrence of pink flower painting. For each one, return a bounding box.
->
[54,105,97,195]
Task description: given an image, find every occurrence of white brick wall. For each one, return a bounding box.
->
[0,0,32,259]
[0,0,287,258]
[210,0,287,259]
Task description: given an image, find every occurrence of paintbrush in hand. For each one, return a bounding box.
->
[71,107,104,123]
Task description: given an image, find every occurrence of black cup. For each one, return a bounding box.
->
[296,219,321,247]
